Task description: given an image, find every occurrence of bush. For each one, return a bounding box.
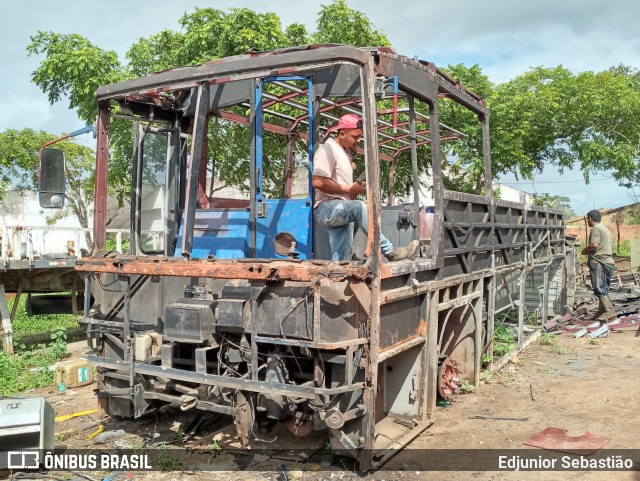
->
[8,295,79,340]
[616,240,631,257]
[493,325,516,357]
[0,329,69,395]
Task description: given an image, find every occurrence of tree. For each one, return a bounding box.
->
[27,2,387,202]
[436,64,495,194]
[27,32,122,123]
[27,2,640,203]
[0,129,96,245]
[313,0,389,46]
[531,193,575,218]
[439,64,640,194]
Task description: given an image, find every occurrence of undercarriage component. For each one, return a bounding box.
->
[285,411,314,437]
[234,391,253,447]
[164,298,216,343]
[437,356,460,401]
[324,409,345,430]
[259,357,289,421]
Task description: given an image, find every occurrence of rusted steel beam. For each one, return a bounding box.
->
[436,291,481,312]
[93,103,110,253]
[87,355,365,399]
[182,85,210,256]
[420,61,488,115]
[409,96,421,228]
[428,99,444,263]
[377,335,426,362]
[379,257,438,278]
[96,46,370,101]
[312,282,322,341]
[360,56,382,471]
[254,336,368,350]
[391,136,458,158]
[481,113,492,196]
[292,98,361,132]
[378,129,430,147]
[262,88,306,109]
[215,110,394,161]
[144,392,234,415]
[197,124,209,208]
[76,257,369,282]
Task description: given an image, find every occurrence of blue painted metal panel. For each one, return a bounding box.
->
[173,210,250,259]
[173,75,315,260]
[173,203,311,259]
[253,76,314,260]
[255,199,312,259]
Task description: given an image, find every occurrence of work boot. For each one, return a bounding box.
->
[594,296,606,320]
[385,240,420,262]
[598,296,617,323]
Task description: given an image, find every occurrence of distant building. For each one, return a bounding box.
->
[0,190,131,259]
[565,202,640,246]
[496,183,534,204]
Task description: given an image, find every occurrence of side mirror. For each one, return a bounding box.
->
[39,148,66,208]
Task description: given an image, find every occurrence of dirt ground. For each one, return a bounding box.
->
[5,325,639,481]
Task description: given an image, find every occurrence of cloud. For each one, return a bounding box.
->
[351,0,640,81]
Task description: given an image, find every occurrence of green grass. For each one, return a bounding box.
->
[616,240,631,257]
[8,295,79,340]
[493,325,516,357]
[0,295,76,395]
[539,332,557,346]
[0,329,69,395]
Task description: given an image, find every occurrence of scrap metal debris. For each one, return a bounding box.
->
[530,384,537,401]
[547,284,640,336]
[523,427,611,454]
[470,415,529,422]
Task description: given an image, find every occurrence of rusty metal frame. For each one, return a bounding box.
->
[82,45,569,471]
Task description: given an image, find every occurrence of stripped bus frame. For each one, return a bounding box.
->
[80,45,566,469]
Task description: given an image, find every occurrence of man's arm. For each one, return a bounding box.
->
[312,175,366,199]
[581,242,600,255]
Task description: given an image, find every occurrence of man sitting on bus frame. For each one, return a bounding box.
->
[312,114,419,262]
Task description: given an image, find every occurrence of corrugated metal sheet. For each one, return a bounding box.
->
[494,269,520,314]
[522,258,565,317]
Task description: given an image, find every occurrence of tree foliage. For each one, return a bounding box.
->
[532,193,575,218]
[26,1,387,202]
[23,1,640,210]
[313,0,389,46]
[440,64,640,194]
[27,32,122,123]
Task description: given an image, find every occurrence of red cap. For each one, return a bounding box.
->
[336,114,362,130]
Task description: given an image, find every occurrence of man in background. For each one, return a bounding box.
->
[581,210,616,322]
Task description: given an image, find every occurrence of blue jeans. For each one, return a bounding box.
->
[315,199,393,261]
[589,259,612,296]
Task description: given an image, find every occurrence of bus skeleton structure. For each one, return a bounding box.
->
[51,45,569,469]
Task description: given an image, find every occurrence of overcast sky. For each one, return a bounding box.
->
[2,0,639,214]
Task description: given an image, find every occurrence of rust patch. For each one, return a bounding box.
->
[418,318,427,336]
[76,256,369,282]
[380,263,392,278]
[379,334,422,354]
